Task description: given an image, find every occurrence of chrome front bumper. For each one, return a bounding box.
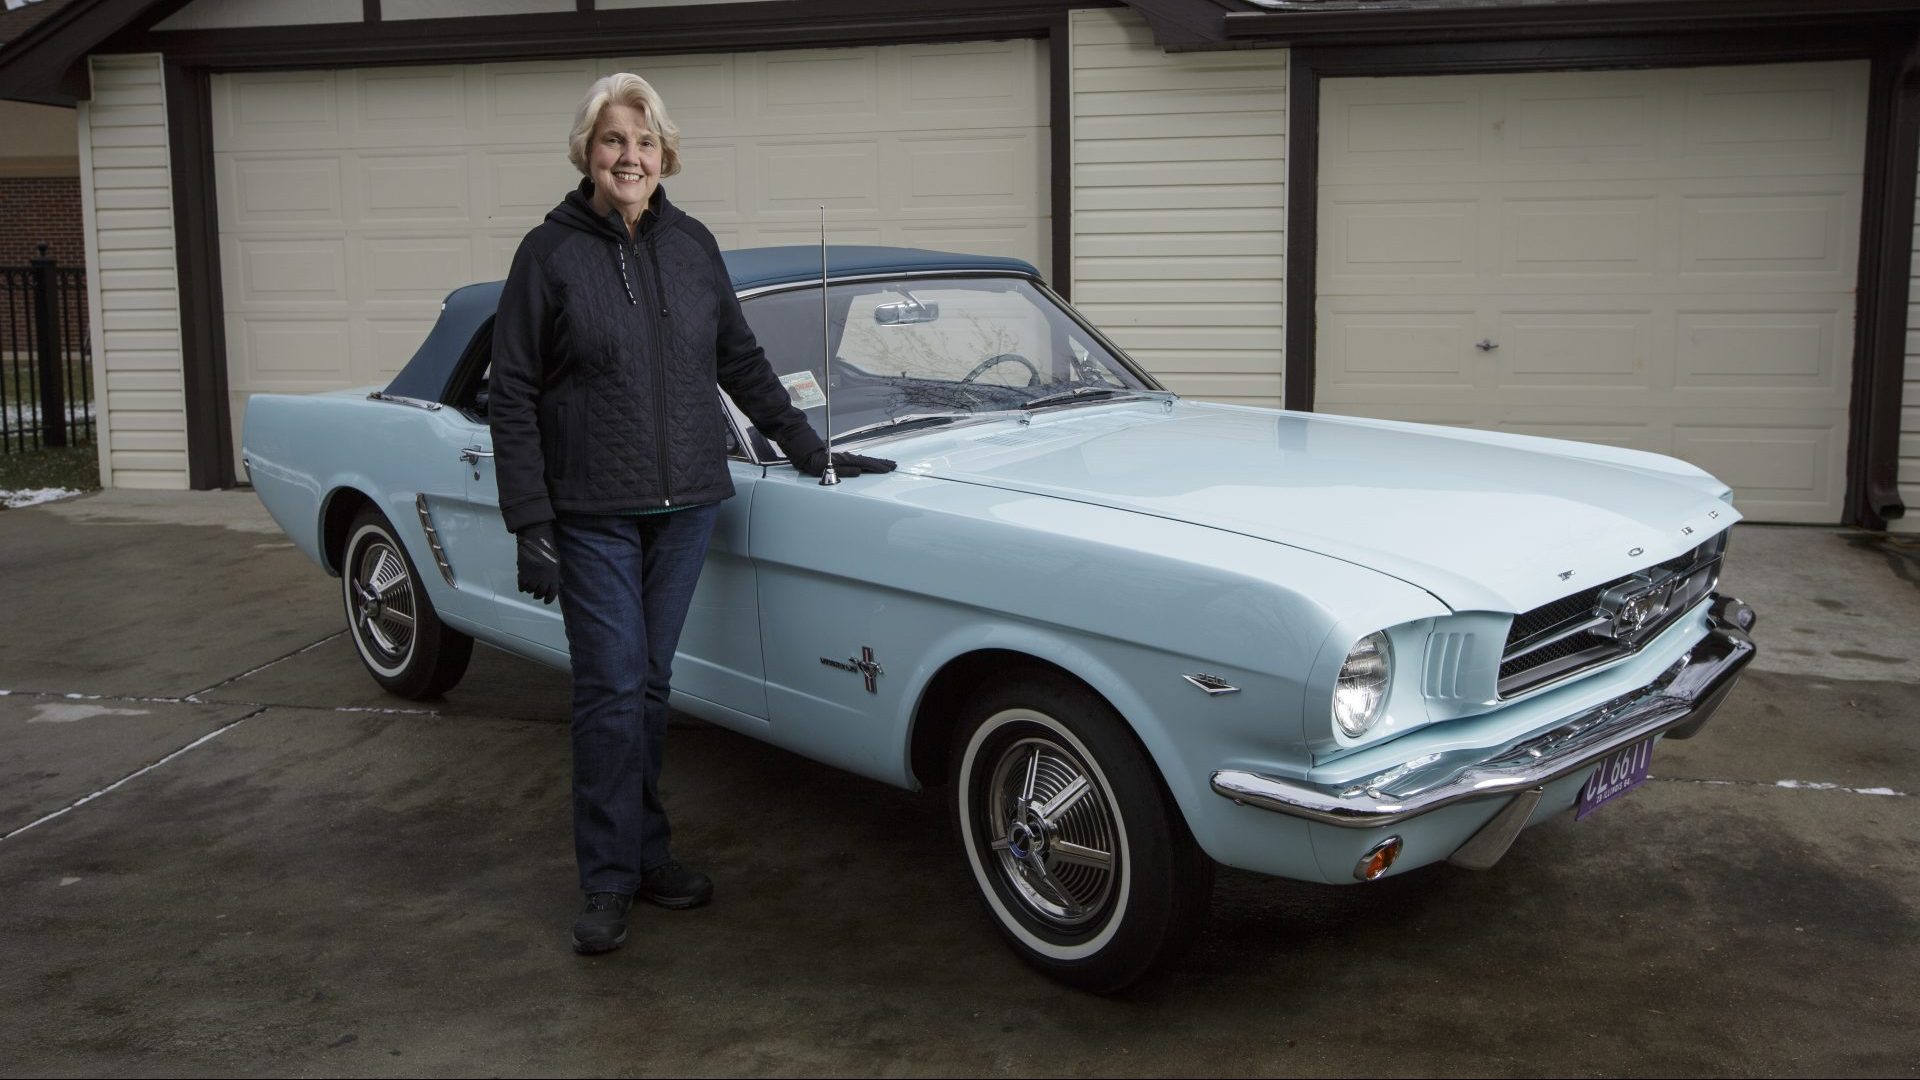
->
[1211,596,1757,837]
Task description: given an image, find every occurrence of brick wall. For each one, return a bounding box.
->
[0,176,86,268]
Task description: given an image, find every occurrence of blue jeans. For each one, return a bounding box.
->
[553,504,721,895]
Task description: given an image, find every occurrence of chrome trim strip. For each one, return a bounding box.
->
[414,493,457,589]
[368,392,442,412]
[1211,596,1756,828]
[735,269,1039,302]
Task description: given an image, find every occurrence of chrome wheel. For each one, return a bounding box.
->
[984,732,1119,929]
[346,525,418,678]
[338,505,473,700]
[953,672,1212,992]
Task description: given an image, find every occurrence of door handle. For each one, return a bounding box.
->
[1475,339,1499,352]
[459,447,494,464]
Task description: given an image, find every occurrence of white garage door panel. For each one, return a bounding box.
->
[216,41,1049,467]
[1317,61,1867,523]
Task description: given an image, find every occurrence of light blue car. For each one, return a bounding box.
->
[243,246,1757,992]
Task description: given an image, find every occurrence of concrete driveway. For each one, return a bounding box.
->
[1,490,1916,1077]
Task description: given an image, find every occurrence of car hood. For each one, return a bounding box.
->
[885,402,1738,613]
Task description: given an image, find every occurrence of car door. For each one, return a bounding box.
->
[442,390,773,725]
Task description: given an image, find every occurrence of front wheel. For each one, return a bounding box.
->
[341,506,473,700]
[952,671,1212,992]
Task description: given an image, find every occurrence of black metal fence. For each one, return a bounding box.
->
[1,245,93,453]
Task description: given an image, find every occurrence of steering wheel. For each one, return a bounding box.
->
[959,353,1041,386]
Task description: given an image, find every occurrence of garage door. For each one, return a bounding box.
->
[1314,61,1867,523]
[212,42,1049,468]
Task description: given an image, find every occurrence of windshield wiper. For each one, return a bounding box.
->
[831,411,976,444]
[1018,386,1173,411]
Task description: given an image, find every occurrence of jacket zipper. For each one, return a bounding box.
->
[640,232,674,506]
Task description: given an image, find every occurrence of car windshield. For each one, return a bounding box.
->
[739,275,1155,447]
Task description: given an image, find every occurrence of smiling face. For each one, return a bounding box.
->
[586,102,663,231]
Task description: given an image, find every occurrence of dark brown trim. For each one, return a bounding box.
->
[162,60,232,489]
[110,0,1087,69]
[1122,0,1237,49]
[1847,33,1920,528]
[1223,0,1920,48]
[1282,54,1316,412]
[578,0,593,11]
[1286,30,1915,526]
[1048,12,1071,299]
[363,0,381,23]
[0,0,189,106]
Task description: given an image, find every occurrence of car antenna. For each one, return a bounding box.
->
[818,204,839,487]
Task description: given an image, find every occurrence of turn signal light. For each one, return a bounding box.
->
[1354,836,1403,882]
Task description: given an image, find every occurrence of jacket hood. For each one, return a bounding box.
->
[548,178,685,240]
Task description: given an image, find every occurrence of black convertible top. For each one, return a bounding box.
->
[382,245,1040,402]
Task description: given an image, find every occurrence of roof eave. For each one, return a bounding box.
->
[0,0,188,105]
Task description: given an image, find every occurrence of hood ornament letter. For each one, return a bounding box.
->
[817,205,839,487]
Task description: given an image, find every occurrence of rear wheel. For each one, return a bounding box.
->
[342,506,472,699]
[952,671,1212,993]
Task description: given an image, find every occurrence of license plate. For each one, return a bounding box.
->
[1576,739,1653,821]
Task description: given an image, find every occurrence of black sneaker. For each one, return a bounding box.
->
[638,859,713,910]
[571,892,633,955]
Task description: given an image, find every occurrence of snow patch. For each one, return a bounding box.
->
[1774,779,1907,797]
[30,702,150,723]
[2,487,81,509]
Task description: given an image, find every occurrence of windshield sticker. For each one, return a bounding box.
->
[780,371,828,410]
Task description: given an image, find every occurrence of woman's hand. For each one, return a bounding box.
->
[797,449,897,478]
[515,521,561,603]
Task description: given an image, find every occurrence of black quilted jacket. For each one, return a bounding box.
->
[489,180,825,533]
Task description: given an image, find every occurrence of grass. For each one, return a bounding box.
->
[0,442,100,495]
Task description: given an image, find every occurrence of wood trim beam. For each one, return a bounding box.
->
[1224,0,1920,47]
[111,0,1098,69]
[1847,33,1920,528]
[162,60,232,489]
[1049,12,1072,300]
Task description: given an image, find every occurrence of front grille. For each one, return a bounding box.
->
[1498,535,1724,698]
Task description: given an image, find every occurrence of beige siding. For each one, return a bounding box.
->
[154,0,362,30]
[81,55,187,490]
[1068,8,1287,406]
[1900,183,1920,533]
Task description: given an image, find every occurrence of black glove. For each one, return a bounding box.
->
[797,448,898,478]
[515,521,560,604]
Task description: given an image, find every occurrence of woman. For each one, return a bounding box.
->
[489,73,893,955]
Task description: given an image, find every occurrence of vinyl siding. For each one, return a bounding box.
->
[1899,181,1920,533]
[81,55,187,490]
[1068,7,1287,406]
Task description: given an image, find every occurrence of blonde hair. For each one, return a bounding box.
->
[567,73,682,178]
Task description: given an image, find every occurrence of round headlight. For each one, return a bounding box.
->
[1333,632,1392,738]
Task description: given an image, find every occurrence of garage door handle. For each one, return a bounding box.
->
[1475,339,1499,352]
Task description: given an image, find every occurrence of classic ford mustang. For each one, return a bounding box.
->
[243,246,1757,991]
